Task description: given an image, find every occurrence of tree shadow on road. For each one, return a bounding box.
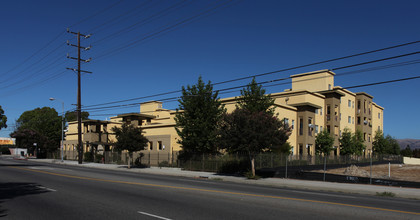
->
[0,182,52,217]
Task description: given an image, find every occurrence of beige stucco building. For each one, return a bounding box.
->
[63,69,383,157]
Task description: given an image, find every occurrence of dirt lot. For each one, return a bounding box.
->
[314,164,420,182]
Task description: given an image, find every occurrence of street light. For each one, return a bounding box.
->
[49,97,64,162]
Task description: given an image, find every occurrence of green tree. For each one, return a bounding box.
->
[315,129,335,155]
[219,109,291,177]
[11,107,62,157]
[111,124,148,168]
[351,130,365,156]
[339,128,353,155]
[0,105,7,130]
[273,142,293,155]
[237,77,275,115]
[385,135,400,155]
[400,145,413,157]
[65,111,90,122]
[175,76,225,160]
[373,130,389,154]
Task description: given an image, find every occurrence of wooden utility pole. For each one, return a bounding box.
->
[66,29,92,164]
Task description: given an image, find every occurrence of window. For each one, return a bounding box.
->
[328,84,332,90]
[378,113,381,119]
[348,100,351,107]
[334,126,339,136]
[352,117,354,124]
[357,117,361,125]
[320,126,323,132]
[284,118,289,126]
[292,120,295,129]
[299,117,303,136]
[327,105,331,115]
[352,101,354,108]
[357,100,361,109]
[368,134,371,142]
[320,107,323,115]
[299,144,303,155]
[315,109,318,114]
[327,125,331,133]
[149,141,153,150]
[158,141,163,150]
[364,100,367,113]
[315,125,319,134]
[308,117,313,136]
[364,133,367,141]
[348,116,351,123]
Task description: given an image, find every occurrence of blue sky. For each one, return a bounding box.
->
[1,0,419,139]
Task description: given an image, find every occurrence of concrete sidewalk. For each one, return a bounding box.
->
[28,158,420,200]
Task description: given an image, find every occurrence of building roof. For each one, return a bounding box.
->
[290,69,335,78]
[117,113,156,120]
[318,88,346,97]
[355,92,374,99]
[140,100,163,104]
[68,119,113,125]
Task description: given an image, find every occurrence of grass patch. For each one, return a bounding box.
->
[244,171,261,180]
[211,177,223,181]
[376,191,395,197]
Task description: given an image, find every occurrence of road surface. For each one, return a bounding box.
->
[1,157,419,219]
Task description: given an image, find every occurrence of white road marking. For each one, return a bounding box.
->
[137,211,172,220]
[28,167,56,170]
[36,186,57,192]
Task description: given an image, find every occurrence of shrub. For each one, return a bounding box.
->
[376,192,395,197]
[244,171,261,180]
[0,146,11,155]
[217,159,250,175]
[83,152,93,162]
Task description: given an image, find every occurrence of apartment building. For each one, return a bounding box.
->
[63,70,383,156]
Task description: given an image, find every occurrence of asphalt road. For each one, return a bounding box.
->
[1,157,419,220]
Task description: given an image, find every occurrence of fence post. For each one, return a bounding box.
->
[271,152,273,168]
[370,154,372,184]
[285,154,288,179]
[323,155,326,182]
[202,154,205,171]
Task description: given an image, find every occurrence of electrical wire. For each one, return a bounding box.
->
[80,46,420,109]
[93,0,234,61]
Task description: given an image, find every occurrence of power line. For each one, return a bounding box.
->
[93,0,235,61]
[85,74,420,117]
[80,63,420,113]
[91,0,190,45]
[0,31,66,78]
[80,44,420,109]
[68,0,125,28]
[87,0,155,34]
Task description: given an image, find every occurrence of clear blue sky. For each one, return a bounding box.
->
[1,0,419,139]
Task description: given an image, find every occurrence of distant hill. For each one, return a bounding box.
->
[397,139,420,150]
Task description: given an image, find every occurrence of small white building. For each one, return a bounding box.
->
[9,148,27,157]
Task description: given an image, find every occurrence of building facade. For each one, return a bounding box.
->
[63,70,383,157]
